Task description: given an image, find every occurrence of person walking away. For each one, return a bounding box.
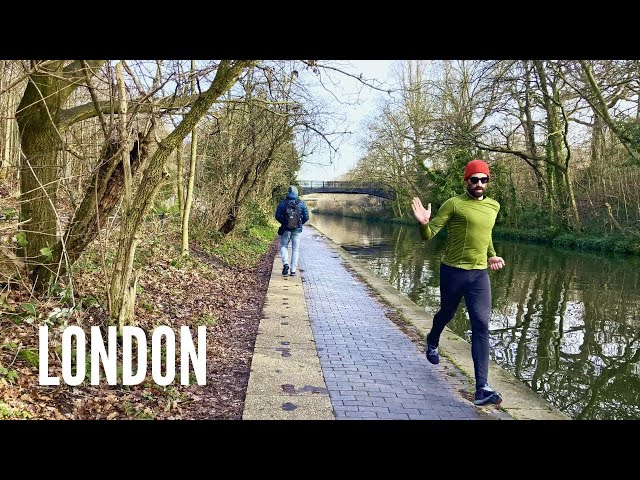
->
[275,185,309,276]
[411,159,506,406]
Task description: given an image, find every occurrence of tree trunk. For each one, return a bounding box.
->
[182,60,198,257]
[535,61,566,219]
[117,61,132,212]
[112,61,135,325]
[522,61,546,199]
[565,168,581,230]
[580,60,640,165]
[176,142,184,222]
[1,75,15,183]
[109,60,253,326]
[50,133,151,278]
[15,60,106,289]
[182,127,197,255]
[591,113,605,173]
[16,69,64,287]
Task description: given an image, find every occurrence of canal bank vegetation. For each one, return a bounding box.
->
[340,60,640,256]
[0,60,350,418]
[311,209,640,255]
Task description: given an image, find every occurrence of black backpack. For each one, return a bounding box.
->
[285,199,300,230]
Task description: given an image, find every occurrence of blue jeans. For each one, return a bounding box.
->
[280,230,301,271]
[427,263,492,389]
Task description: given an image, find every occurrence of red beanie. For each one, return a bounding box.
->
[464,159,490,180]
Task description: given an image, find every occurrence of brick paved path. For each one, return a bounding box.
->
[299,228,507,420]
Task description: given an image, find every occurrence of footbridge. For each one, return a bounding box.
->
[298,181,395,200]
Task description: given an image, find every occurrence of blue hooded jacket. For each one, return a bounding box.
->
[275,186,309,233]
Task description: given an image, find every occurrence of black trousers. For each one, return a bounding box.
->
[427,263,492,389]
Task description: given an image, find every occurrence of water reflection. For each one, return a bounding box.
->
[309,213,640,419]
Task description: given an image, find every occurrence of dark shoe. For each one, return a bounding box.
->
[290,270,296,276]
[473,385,503,406]
[282,264,289,276]
[425,342,439,365]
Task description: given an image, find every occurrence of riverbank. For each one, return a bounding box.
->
[309,210,640,256]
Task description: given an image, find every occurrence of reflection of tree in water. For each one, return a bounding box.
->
[488,244,640,419]
[312,214,640,419]
[346,221,446,311]
[484,247,568,404]
[555,263,640,419]
[567,333,640,419]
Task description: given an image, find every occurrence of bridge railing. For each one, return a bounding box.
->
[298,181,386,190]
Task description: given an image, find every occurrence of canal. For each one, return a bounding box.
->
[308,212,640,419]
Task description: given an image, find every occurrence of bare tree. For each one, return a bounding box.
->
[108,60,255,327]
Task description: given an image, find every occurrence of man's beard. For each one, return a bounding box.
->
[467,184,485,198]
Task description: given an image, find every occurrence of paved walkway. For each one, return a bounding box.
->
[242,240,333,420]
[243,227,511,420]
[300,229,505,420]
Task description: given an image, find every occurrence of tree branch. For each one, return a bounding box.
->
[82,60,109,136]
[58,92,200,128]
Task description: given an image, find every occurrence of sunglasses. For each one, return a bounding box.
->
[468,176,489,184]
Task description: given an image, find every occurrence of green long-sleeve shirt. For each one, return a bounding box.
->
[419,193,500,270]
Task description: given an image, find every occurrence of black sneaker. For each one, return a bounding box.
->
[290,270,296,276]
[473,385,503,406]
[425,343,439,365]
[282,264,289,276]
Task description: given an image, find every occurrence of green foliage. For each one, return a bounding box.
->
[40,246,53,262]
[13,302,40,325]
[614,119,640,159]
[123,401,155,420]
[243,200,272,228]
[21,302,37,316]
[1,207,18,221]
[494,226,640,255]
[196,312,217,326]
[81,295,99,310]
[2,341,18,351]
[17,349,39,369]
[212,224,276,266]
[272,184,292,206]
[47,307,75,324]
[15,231,27,248]
[13,291,83,327]
[525,206,551,227]
[49,282,74,306]
[195,216,276,267]
[142,391,155,402]
[0,295,16,315]
[479,161,511,213]
[0,401,31,419]
[425,148,479,205]
[158,385,187,411]
[151,201,181,220]
[0,365,19,384]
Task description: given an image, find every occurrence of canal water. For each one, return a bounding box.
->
[308,212,640,419]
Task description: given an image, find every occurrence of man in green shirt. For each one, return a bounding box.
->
[411,159,506,406]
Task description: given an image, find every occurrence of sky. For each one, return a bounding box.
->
[296,60,396,182]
